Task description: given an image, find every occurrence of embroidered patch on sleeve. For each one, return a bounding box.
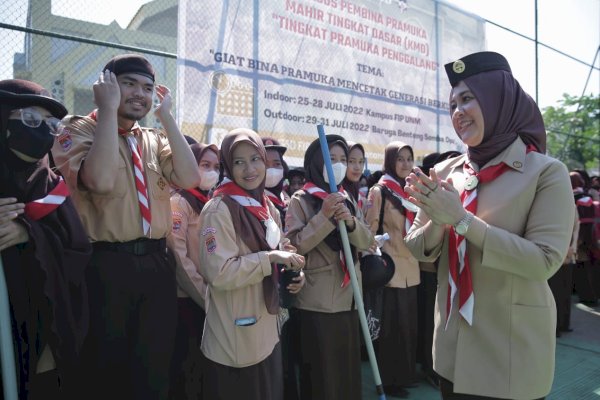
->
[157,177,167,191]
[57,129,72,151]
[201,227,217,236]
[205,235,217,253]
[172,211,183,233]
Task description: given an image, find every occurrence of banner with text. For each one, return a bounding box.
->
[177,0,485,167]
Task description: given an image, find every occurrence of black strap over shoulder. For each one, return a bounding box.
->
[377,186,385,235]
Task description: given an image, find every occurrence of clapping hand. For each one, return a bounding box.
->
[404,168,466,226]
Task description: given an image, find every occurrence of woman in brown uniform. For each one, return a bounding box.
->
[285,134,373,400]
[404,51,574,399]
[198,128,304,400]
[343,142,368,215]
[365,141,420,397]
[167,142,219,399]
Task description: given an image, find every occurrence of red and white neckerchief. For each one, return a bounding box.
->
[302,182,351,288]
[264,189,286,210]
[446,146,536,328]
[89,110,151,236]
[576,195,593,207]
[24,178,69,221]
[357,190,367,211]
[213,178,280,249]
[378,174,415,235]
[185,188,210,204]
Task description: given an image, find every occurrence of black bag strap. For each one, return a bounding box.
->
[376,185,385,235]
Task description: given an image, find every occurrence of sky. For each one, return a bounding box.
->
[0,0,598,110]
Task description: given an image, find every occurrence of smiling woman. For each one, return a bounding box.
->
[231,142,267,192]
[198,128,304,400]
[449,81,485,147]
[404,51,575,400]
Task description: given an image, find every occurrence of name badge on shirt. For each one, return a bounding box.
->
[464,175,479,191]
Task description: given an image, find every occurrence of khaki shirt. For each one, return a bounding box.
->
[166,192,207,308]
[285,192,373,313]
[52,115,175,241]
[365,185,420,288]
[405,138,574,399]
[198,197,280,368]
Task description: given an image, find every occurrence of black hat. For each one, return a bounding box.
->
[184,135,198,145]
[360,252,395,290]
[103,54,155,82]
[420,152,440,176]
[437,150,462,162]
[0,79,67,119]
[444,51,511,87]
[287,167,305,179]
[261,137,287,155]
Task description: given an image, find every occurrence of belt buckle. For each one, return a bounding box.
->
[132,241,146,256]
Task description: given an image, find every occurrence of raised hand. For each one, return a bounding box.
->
[93,70,121,111]
[154,84,172,119]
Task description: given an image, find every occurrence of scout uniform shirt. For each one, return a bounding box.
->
[285,192,373,313]
[405,137,574,399]
[198,196,280,368]
[167,191,207,308]
[52,115,175,242]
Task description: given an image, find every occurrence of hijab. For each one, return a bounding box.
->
[380,141,414,213]
[456,70,546,166]
[178,143,218,214]
[218,128,280,314]
[342,142,365,202]
[303,134,357,255]
[304,134,348,193]
[220,128,267,203]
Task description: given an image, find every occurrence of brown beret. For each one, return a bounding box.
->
[103,54,155,82]
[444,51,511,87]
[0,79,67,118]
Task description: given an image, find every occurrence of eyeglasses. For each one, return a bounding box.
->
[10,108,62,136]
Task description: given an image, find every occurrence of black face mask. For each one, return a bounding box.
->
[6,119,54,160]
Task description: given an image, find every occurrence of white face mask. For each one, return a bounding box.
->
[265,168,284,188]
[323,162,347,186]
[199,170,219,191]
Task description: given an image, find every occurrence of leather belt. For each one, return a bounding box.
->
[92,238,166,256]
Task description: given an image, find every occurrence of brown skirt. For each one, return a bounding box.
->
[376,286,418,386]
[297,309,361,400]
[201,342,282,400]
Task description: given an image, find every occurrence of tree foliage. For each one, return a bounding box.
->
[543,93,599,173]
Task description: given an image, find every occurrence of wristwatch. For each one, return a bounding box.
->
[454,212,474,236]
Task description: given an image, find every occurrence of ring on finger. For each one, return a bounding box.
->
[425,182,438,192]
